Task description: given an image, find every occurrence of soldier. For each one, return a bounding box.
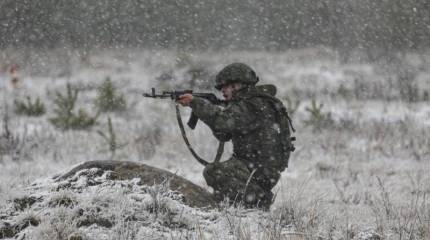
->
[177,63,294,209]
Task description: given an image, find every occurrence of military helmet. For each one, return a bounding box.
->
[215,63,259,90]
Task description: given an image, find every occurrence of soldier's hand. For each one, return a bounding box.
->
[177,94,193,106]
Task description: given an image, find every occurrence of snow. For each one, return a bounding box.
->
[0,48,429,239]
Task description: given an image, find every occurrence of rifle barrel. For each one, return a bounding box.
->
[143,88,223,104]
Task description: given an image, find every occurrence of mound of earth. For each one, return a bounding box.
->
[54,160,217,208]
[0,160,220,240]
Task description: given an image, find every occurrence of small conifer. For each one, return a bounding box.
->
[50,83,98,130]
[14,96,46,116]
[94,78,126,112]
[304,99,334,132]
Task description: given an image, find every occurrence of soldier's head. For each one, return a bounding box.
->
[215,63,259,100]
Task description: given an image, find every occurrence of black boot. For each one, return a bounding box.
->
[257,191,274,211]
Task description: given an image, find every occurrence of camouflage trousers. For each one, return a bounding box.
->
[203,157,280,209]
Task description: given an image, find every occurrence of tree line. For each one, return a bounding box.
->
[0,0,428,51]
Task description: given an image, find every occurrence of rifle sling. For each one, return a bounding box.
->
[175,105,224,166]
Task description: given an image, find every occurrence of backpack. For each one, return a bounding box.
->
[249,85,296,169]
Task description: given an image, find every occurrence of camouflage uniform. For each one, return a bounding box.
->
[189,85,289,209]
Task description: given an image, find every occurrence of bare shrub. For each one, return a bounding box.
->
[97,117,127,159]
[146,180,171,220]
[14,210,41,231]
[76,205,113,229]
[362,118,429,160]
[13,195,41,211]
[332,177,360,205]
[48,191,77,208]
[33,207,82,240]
[0,210,40,239]
[0,105,32,161]
[370,177,430,239]
[219,205,246,237]
[275,183,325,238]
[0,107,21,159]
[143,180,192,230]
[110,220,139,240]
[108,194,146,240]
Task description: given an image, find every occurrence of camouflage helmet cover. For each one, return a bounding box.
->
[215,63,259,90]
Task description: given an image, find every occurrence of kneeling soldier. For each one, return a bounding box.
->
[177,63,294,209]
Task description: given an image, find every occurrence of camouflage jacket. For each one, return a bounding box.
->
[189,86,286,171]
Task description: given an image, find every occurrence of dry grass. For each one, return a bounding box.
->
[0,48,429,239]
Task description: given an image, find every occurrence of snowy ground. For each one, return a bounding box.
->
[0,48,429,239]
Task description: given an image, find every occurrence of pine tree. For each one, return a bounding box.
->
[50,83,98,130]
[14,96,46,116]
[94,78,126,112]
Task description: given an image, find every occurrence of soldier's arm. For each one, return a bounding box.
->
[189,97,261,135]
[213,131,232,141]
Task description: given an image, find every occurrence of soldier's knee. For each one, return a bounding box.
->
[203,163,222,182]
[203,163,214,178]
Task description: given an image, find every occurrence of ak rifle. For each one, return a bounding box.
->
[143,88,224,129]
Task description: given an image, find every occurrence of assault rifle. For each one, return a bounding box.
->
[143,88,224,129]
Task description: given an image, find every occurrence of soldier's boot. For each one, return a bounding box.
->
[204,174,246,204]
[242,184,274,210]
[257,191,274,211]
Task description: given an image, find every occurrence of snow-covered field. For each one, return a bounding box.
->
[0,48,429,239]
